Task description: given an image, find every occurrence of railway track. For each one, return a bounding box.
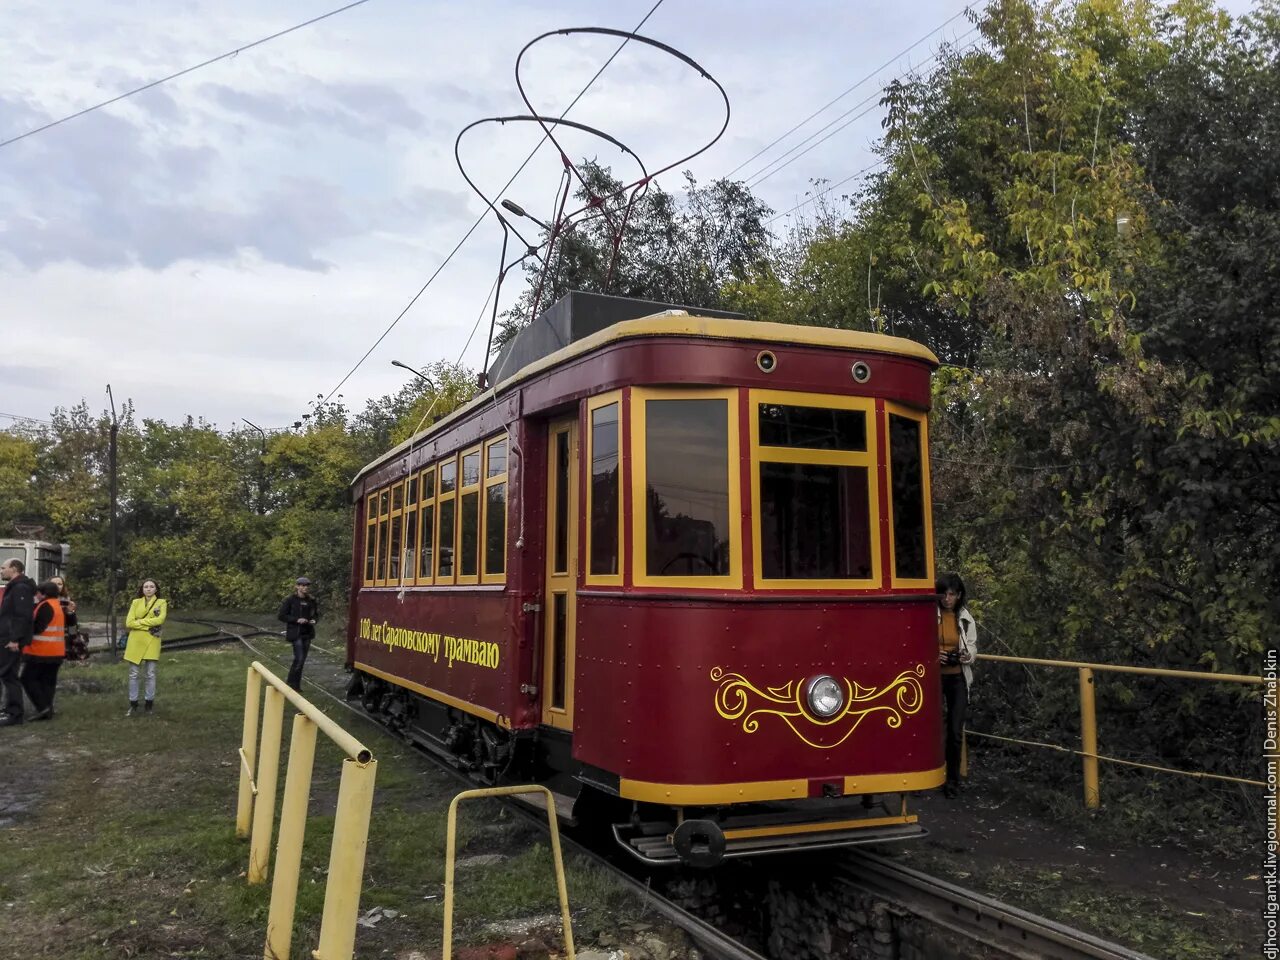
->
[837,852,1158,960]
[214,621,768,960]
[208,621,1159,960]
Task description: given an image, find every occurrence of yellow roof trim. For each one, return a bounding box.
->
[353,312,938,483]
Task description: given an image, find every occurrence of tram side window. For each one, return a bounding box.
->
[437,459,457,581]
[757,401,874,583]
[644,398,731,577]
[387,478,405,581]
[377,488,391,585]
[590,402,620,577]
[483,437,507,579]
[404,473,418,583]
[419,468,436,582]
[364,494,377,583]
[459,448,481,579]
[889,413,928,580]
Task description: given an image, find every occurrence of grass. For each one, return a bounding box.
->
[0,644,652,959]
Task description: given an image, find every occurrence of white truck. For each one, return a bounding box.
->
[0,539,69,585]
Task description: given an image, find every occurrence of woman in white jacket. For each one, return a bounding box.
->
[937,572,977,798]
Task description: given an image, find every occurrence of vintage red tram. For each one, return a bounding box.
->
[346,291,942,864]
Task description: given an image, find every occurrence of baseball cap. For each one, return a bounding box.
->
[295,576,312,585]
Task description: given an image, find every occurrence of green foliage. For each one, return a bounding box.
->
[0,368,474,616]
[739,0,1274,809]
[498,162,773,346]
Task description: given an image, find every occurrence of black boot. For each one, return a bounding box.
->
[126,701,138,717]
[144,699,154,715]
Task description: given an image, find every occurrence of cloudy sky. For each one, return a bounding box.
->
[0,0,1253,432]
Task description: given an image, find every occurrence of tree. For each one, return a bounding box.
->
[497,162,773,346]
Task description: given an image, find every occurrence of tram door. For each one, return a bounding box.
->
[542,418,578,730]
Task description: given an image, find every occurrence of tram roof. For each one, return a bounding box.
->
[353,311,939,483]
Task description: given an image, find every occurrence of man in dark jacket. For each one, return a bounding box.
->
[277,577,318,691]
[0,557,37,726]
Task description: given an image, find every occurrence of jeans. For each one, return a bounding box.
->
[128,661,157,702]
[941,673,969,785]
[286,636,311,691]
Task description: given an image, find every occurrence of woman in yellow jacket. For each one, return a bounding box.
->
[124,578,167,716]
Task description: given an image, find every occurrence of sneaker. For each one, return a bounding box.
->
[125,701,139,718]
[30,707,53,722]
[0,712,25,727]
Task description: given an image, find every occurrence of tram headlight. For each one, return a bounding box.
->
[806,675,845,719]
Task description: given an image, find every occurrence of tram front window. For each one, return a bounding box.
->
[643,398,731,578]
[754,397,877,586]
[760,463,872,580]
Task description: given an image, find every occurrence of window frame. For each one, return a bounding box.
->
[385,477,406,584]
[748,389,881,590]
[414,466,436,585]
[364,493,378,585]
[585,391,625,587]
[374,486,391,587]
[480,434,508,585]
[883,400,935,590]
[455,444,483,585]
[630,386,742,590]
[402,472,418,588]
[435,456,458,584]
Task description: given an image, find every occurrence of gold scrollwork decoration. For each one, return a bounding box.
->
[710,663,926,750]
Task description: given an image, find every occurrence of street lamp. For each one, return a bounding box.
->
[242,418,268,516]
[391,360,436,390]
[501,198,551,232]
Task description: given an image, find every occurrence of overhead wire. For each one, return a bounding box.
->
[744,29,979,190]
[764,158,886,226]
[0,411,52,426]
[724,6,971,181]
[761,34,984,225]
[314,0,667,412]
[0,0,375,150]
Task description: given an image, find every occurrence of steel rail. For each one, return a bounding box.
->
[228,628,769,960]
[839,850,1159,960]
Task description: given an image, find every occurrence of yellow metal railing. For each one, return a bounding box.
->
[967,653,1265,818]
[442,786,576,960]
[236,662,377,960]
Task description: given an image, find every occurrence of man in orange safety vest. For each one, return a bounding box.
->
[21,581,66,722]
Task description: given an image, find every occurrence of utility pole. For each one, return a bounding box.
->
[106,385,119,661]
[242,419,268,516]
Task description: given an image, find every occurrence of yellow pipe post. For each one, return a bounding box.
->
[237,668,263,839]
[1079,667,1100,809]
[249,685,286,884]
[543,793,576,960]
[443,786,575,960]
[264,713,318,960]
[314,757,378,960]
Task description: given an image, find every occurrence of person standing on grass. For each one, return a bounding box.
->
[21,581,66,721]
[49,575,86,661]
[277,577,318,692]
[0,558,37,727]
[937,571,977,799]
[123,579,167,717]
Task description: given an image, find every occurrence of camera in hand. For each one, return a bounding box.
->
[944,649,961,666]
